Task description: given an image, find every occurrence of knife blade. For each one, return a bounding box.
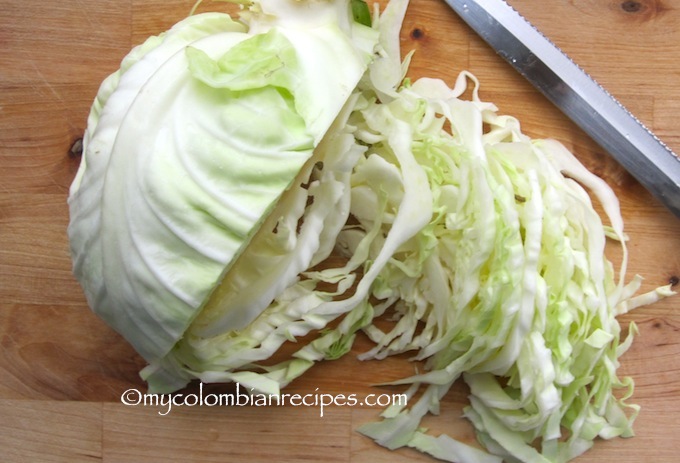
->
[443,0,680,218]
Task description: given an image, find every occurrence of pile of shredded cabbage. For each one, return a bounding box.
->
[68,1,675,462]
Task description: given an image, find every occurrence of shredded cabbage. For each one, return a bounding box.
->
[350,73,674,462]
[68,1,675,462]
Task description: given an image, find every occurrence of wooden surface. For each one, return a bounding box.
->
[1,0,679,461]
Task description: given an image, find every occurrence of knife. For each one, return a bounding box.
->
[443,0,680,218]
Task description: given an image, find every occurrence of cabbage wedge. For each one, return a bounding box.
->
[68,0,381,391]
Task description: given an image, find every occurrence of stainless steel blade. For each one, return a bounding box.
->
[443,0,680,217]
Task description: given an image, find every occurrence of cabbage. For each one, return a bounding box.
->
[68,0,381,392]
[68,0,674,462]
[349,73,675,462]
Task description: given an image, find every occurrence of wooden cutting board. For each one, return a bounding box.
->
[1,0,678,461]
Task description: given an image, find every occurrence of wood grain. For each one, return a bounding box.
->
[1,0,679,461]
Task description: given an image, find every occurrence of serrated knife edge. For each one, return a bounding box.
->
[443,0,680,218]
